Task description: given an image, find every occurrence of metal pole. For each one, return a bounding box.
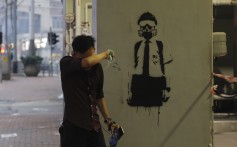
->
[50,27,53,77]
[62,0,66,56]
[13,0,17,73]
[29,0,35,56]
[4,0,11,79]
[5,0,7,46]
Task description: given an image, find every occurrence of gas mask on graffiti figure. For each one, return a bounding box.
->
[138,20,157,40]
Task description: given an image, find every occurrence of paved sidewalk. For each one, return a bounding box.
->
[0,75,63,147]
[0,114,61,147]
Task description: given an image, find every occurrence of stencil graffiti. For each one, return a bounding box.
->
[127,12,173,110]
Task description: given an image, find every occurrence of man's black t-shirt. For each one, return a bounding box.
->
[60,56,104,131]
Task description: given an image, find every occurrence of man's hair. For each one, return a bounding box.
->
[72,35,95,53]
[137,12,157,25]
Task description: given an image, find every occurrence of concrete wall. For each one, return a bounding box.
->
[96,0,213,147]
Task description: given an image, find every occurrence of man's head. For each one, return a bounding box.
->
[137,12,157,40]
[72,35,95,58]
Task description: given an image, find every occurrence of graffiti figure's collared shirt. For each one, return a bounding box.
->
[134,38,172,77]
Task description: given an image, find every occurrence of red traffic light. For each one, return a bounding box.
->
[0,46,5,54]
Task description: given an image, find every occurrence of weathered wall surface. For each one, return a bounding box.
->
[96,0,213,146]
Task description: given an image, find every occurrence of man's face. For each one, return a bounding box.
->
[72,47,95,58]
[83,47,95,57]
[138,20,157,40]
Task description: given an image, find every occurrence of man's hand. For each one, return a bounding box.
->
[210,85,218,95]
[110,123,120,132]
[107,49,115,62]
[104,117,120,132]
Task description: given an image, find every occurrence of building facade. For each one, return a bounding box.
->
[0,0,64,73]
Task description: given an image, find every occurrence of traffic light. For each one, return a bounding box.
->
[51,32,59,45]
[48,32,59,45]
[48,32,52,45]
[0,32,2,44]
[0,45,5,54]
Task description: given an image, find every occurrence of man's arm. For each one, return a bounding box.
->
[81,51,108,69]
[97,98,109,121]
[97,98,120,131]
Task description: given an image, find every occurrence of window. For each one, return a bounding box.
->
[34,14,41,33]
[17,11,29,34]
[17,12,41,34]
[52,16,63,29]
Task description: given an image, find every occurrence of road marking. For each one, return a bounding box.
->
[32,108,48,111]
[58,93,64,99]
[1,133,17,138]
[12,113,20,116]
[54,132,60,136]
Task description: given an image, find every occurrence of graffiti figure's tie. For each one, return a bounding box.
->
[143,40,150,76]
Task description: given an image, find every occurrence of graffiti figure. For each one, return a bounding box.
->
[127,12,173,107]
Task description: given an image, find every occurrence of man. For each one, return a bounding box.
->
[59,35,119,147]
